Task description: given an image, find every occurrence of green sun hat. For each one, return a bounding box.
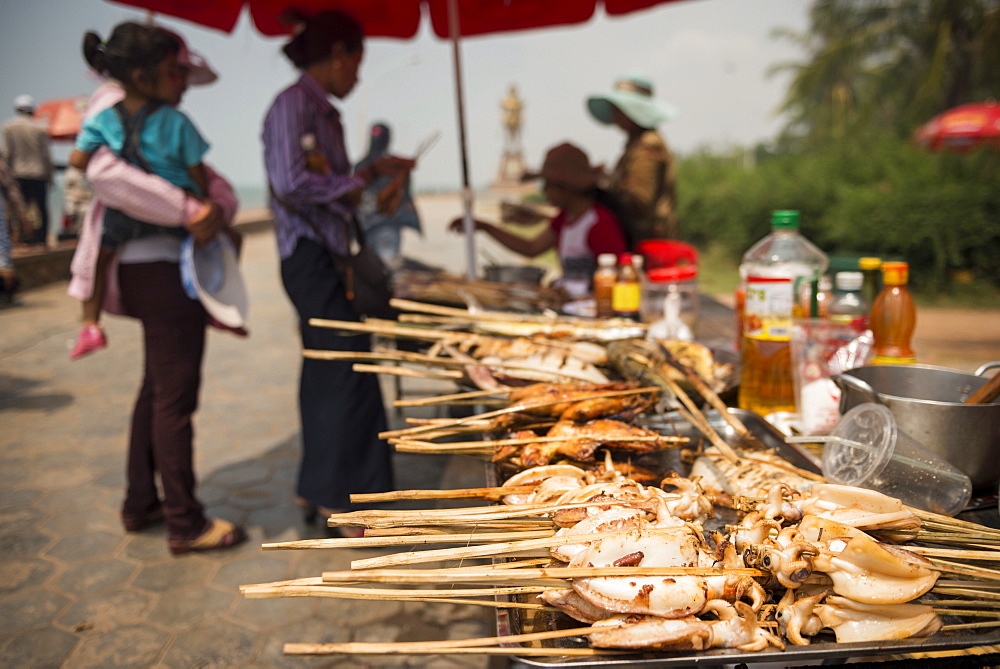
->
[587,74,677,129]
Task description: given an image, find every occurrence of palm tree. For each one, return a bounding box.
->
[772,0,1000,148]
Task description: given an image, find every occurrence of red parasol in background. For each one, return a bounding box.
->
[108,0,685,38]
[914,101,1000,152]
[34,96,89,141]
[107,0,689,276]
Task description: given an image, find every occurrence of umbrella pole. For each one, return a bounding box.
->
[448,0,477,279]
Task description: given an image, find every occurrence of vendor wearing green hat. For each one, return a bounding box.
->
[587,74,678,244]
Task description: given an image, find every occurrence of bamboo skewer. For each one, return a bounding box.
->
[242,583,555,610]
[353,363,464,380]
[321,566,767,585]
[349,530,638,569]
[262,530,556,551]
[390,433,689,456]
[284,623,615,656]
[378,386,662,440]
[393,388,510,407]
[351,485,536,503]
[907,546,1000,562]
[285,644,626,657]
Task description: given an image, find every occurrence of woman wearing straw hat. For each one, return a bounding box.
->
[449,142,627,298]
[587,73,678,244]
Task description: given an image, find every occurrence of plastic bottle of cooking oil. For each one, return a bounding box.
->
[592,253,618,319]
[738,210,828,416]
[870,261,916,365]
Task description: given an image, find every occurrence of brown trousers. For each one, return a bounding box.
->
[119,261,209,540]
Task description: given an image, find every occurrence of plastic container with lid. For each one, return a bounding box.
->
[640,265,699,333]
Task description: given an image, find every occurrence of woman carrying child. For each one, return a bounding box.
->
[67,23,245,554]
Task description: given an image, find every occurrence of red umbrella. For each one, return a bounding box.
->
[107,0,688,275]
[34,96,89,141]
[108,0,682,37]
[914,101,1000,152]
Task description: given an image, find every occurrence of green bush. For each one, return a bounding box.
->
[676,139,1000,293]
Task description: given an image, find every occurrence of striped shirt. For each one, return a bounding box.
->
[262,73,364,259]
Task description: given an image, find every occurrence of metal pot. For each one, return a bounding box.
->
[833,362,1000,488]
[483,265,546,285]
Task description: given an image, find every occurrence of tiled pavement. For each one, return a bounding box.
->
[0,224,500,667]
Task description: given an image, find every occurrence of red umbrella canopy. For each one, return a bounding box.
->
[107,0,683,37]
[34,96,90,141]
[914,101,1000,152]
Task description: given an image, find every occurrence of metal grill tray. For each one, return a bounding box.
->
[488,409,1000,667]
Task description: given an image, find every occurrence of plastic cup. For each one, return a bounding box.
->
[821,402,972,516]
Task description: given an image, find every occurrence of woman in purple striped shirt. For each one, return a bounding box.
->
[262,11,410,536]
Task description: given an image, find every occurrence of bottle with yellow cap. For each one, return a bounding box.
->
[870,261,916,365]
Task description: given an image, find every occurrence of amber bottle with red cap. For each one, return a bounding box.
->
[870,261,916,365]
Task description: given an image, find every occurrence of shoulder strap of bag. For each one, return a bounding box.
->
[112,101,161,174]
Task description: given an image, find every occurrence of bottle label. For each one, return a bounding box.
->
[745,276,793,340]
[612,282,640,314]
[871,354,916,365]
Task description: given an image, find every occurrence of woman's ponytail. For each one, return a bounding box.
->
[82,31,106,74]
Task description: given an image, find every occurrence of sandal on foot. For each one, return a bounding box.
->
[169,518,247,555]
[122,507,164,532]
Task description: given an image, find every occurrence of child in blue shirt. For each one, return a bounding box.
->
[69,22,210,359]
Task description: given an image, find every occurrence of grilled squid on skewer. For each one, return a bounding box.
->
[588,600,784,651]
[777,588,942,645]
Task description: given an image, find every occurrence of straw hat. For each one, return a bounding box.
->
[522,142,601,191]
[180,235,249,328]
[587,74,677,129]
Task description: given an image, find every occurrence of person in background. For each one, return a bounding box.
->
[262,10,412,536]
[355,122,421,269]
[0,159,27,304]
[587,73,678,245]
[67,28,246,555]
[1,94,54,245]
[449,142,628,299]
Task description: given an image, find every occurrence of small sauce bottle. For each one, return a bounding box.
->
[612,252,641,321]
[828,271,869,331]
[592,253,618,319]
[870,261,916,364]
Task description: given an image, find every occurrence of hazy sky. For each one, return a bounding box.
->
[0,0,811,192]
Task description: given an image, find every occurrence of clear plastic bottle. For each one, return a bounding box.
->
[593,253,618,319]
[870,261,916,365]
[612,252,641,321]
[738,210,829,416]
[828,271,869,332]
